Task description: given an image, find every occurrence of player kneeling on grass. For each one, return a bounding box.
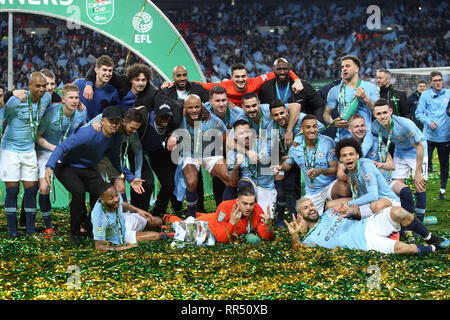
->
[285,197,449,254]
[91,183,171,251]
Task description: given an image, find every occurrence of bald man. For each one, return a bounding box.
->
[171,94,240,217]
[0,72,52,237]
[162,65,209,103]
[259,58,326,122]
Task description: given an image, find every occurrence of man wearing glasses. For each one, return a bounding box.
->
[415,71,450,200]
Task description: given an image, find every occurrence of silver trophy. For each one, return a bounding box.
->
[181,220,199,244]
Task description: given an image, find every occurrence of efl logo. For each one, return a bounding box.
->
[132,12,153,44]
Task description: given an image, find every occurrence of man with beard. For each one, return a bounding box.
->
[85,108,146,204]
[35,84,87,237]
[193,62,304,107]
[376,69,409,118]
[84,63,185,211]
[45,106,140,244]
[140,102,184,217]
[278,115,350,215]
[267,100,324,226]
[240,92,300,146]
[226,119,278,220]
[165,183,273,244]
[203,85,246,205]
[323,55,379,142]
[407,80,427,131]
[91,184,168,252]
[0,72,51,238]
[415,71,450,200]
[285,197,448,254]
[259,58,326,122]
[163,65,209,102]
[171,94,237,218]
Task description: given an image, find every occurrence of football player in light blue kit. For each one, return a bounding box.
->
[36,84,87,236]
[285,197,449,254]
[91,184,168,252]
[226,119,278,219]
[240,92,300,144]
[279,115,350,215]
[415,70,450,200]
[205,85,246,129]
[327,138,401,220]
[171,94,235,218]
[0,72,51,237]
[336,114,416,228]
[371,98,428,222]
[267,99,325,226]
[323,55,379,142]
[203,85,246,205]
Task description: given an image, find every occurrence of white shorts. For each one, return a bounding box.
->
[307,179,337,215]
[392,157,428,180]
[0,149,38,182]
[182,155,223,173]
[123,211,148,244]
[364,207,401,254]
[359,200,401,219]
[95,157,122,181]
[37,151,51,179]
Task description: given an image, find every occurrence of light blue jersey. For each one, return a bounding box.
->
[266,112,325,156]
[415,87,450,143]
[91,194,127,245]
[327,79,379,141]
[246,103,277,133]
[267,112,325,139]
[84,114,143,179]
[1,93,51,152]
[227,139,275,190]
[347,158,400,207]
[371,115,427,160]
[364,136,392,182]
[205,102,247,129]
[303,208,367,251]
[179,114,227,157]
[286,133,337,195]
[37,104,87,152]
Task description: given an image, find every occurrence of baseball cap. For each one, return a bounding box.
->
[102,105,123,120]
[155,102,174,117]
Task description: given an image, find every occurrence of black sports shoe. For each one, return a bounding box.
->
[438,191,445,200]
[426,234,450,250]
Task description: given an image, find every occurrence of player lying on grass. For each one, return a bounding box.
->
[285,197,449,254]
[91,183,172,251]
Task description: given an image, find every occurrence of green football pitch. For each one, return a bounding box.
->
[0,159,448,300]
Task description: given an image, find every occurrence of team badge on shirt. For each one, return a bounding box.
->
[363,173,371,182]
[317,152,324,159]
[218,211,226,222]
[96,227,105,236]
